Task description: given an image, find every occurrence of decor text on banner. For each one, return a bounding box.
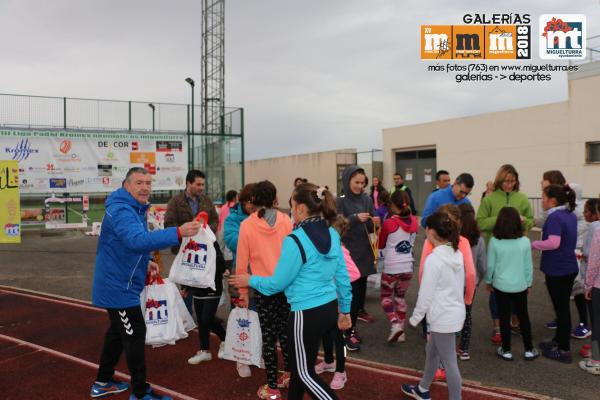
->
[0,129,187,193]
[0,160,21,243]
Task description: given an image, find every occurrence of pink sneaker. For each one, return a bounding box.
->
[314,361,336,374]
[330,371,347,390]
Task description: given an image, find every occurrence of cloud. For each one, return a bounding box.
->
[0,0,597,160]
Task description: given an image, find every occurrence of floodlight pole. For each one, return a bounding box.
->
[185,77,195,169]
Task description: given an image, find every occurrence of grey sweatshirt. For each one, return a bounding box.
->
[336,165,377,277]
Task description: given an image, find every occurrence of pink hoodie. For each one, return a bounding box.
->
[342,245,361,283]
[419,236,476,305]
[236,211,293,295]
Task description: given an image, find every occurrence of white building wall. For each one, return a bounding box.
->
[383,65,600,210]
[244,149,356,206]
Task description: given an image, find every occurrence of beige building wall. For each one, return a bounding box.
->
[382,62,600,210]
[244,149,356,206]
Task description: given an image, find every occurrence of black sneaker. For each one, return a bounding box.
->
[542,347,572,364]
[401,384,431,400]
[538,340,558,351]
[344,331,361,351]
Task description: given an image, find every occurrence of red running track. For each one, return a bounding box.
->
[0,286,549,400]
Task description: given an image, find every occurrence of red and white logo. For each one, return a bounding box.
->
[102,176,110,185]
[144,163,157,175]
[132,141,139,151]
[59,139,72,154]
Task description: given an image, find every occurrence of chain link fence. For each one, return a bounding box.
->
[1,93,244,228]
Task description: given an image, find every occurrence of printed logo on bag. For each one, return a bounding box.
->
[539,14,586,59]
[145,298,169,325]
[182,239,208,270]
[237,318,251,342]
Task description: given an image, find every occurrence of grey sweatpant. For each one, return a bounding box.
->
[420,332,462,400]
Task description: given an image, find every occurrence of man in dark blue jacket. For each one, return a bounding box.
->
[420,172,474,228]
[90,167,200,400]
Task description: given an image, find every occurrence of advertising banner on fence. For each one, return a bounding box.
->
[0,160,21,243]
[1,130,188,194]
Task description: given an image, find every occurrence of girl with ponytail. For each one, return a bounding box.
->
[235,180,293,399]
[230,183,352,400]
[533,184,578,363]
[377,190,419,343]
[402,211,465,400]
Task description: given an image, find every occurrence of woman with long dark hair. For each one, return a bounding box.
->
[533,184,578,363]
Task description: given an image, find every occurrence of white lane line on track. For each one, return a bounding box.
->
[0,287,102,312]
[345,361,540,400]
[0,334,199,400]
[0,287,549,399]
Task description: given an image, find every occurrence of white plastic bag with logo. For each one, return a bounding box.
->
[141,275,196,347]
[169,212,217,290]
[221,307,263,368]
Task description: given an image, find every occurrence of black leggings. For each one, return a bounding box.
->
[545,272,577,351]
[287,300,339,400]
[256,291,290,389]
[193,295,225,350]
[97,307,148,398]
[348,276,367,330]
[494,289,533,352]
[322,328,345,372]
[574,293,591,326]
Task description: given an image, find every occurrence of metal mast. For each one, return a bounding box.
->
[201,0,225,199]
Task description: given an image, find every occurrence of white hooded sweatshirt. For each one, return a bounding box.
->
[410,244,466,333]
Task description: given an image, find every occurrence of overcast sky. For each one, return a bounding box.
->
[0,0,598,160]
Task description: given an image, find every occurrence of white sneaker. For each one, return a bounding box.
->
[579,359,600,375]
[387,324,404,342]
[217,342,225,359]
[188,350,212,365]
[397,332,406,343]
[236,362,252,378]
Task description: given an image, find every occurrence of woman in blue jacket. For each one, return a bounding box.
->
[230,183,352,400]
[223,183,256,269]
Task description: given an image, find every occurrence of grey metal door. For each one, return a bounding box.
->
[394,149,437,214]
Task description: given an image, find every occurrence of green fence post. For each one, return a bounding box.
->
[128,101,132,131]
[240,108,245,186]
[63,97,67,129]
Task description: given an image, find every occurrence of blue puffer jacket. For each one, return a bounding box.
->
[92,188,179,309]
[223,203,249,270]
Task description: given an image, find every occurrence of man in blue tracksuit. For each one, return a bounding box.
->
[90,167,200,400]
[420,173,475,228]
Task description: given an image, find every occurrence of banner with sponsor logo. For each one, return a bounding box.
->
[1,130,188,193]
[0,160,21,243]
